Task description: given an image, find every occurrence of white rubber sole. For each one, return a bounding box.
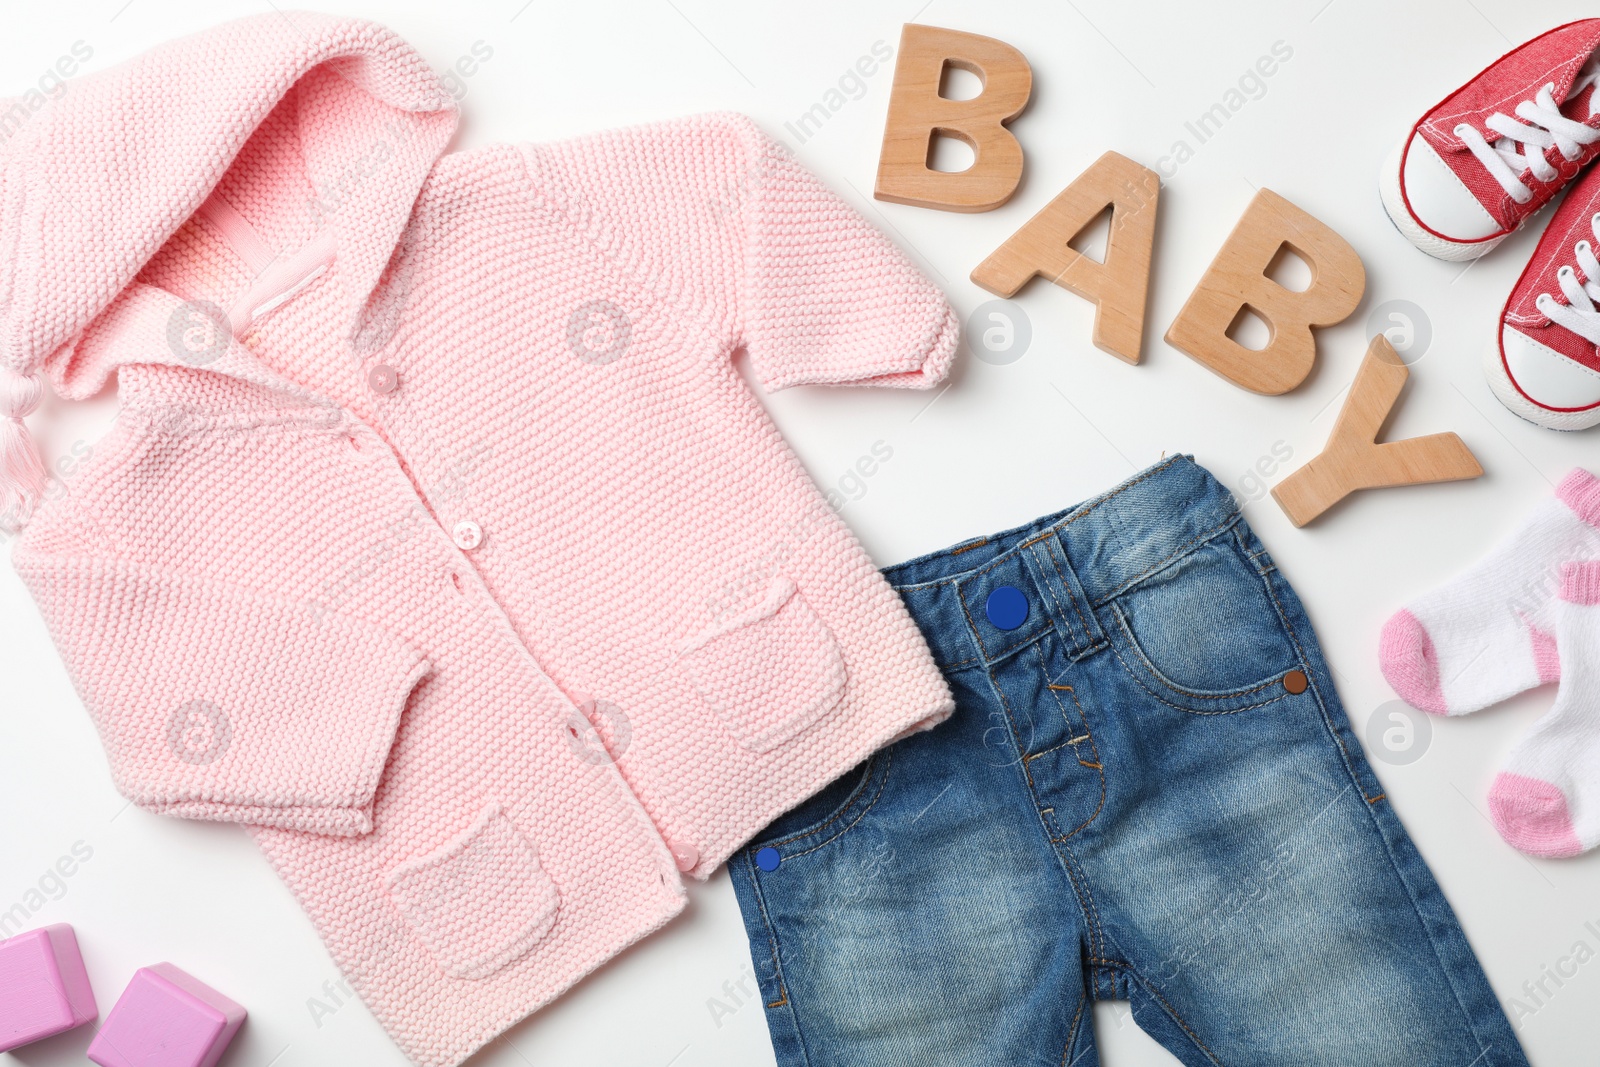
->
[1379,139,1510,262]
[1483,341,1600,431]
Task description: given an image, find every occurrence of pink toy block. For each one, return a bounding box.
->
[0,923,97,1051]
[87,963,245,1067]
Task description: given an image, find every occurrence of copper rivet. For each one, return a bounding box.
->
[1283,670,1308,695]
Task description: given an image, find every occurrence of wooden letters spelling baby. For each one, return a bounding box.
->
[875,24,1483,526]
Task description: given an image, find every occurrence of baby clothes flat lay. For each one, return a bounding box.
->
[0,12,957,1066]
[1382,469,1600,857]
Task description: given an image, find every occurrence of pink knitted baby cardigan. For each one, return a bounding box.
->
[0,12,957,1066]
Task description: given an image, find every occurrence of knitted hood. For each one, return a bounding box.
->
[0,11,457,526]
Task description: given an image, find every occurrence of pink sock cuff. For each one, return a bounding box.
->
[1560,561,1600,605]
[1557,467,1600,528]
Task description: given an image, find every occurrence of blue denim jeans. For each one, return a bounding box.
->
[728,456,1526,1067]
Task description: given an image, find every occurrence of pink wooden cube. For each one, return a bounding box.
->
[0,923,97,1051]
[87,963,245,1067]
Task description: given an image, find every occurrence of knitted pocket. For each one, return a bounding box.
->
[385,804,560,980]
[676,575,847,752]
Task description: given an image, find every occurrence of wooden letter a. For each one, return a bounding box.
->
[971,152,1159,364]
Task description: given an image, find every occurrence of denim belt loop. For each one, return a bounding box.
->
[1021,527,1106,663]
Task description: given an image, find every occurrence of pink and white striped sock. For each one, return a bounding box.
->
[1487,562,1600,858]
[1379,468,1600,715]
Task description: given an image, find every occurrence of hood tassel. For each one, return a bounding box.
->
[0,367,47,531]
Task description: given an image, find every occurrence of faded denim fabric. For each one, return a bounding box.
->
[729,455,1526,1067]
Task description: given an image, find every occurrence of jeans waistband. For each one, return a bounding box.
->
[885,455,1242,671]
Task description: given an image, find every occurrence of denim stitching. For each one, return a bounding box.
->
[940,536,1099,668]
[1032,645,1106,842]
[1106,607,1295,714]
[768,751,894,860]
[1026,540,1080,653]
[1251,563,1370,771]
[895,454,1198,595]
[989,671,1107,957]
[1252,569,1506,1058]
[1089,956,1225,1066]
[979,626,1052,665]
[1086,511,1242,609]
[737,849,795,1022]
[756,754,882,850]
[1057,840,1107,963]
[1239,527,1277,573]
[1103,638,1290,716]
[989,676,1039,796]
[1042,536,1102,655]
[1110,604,1288,700]
[953,567,1049,663]
[1007,457,1191,557]
[1100,953,1222,1055]
[889,585,986,671]
[1263,573,1504,1058]
[1026,735,1085,761]
[1059,991,1088,1067]
[1129,970,1225,1066]
[1075,966,1222,1067]
[1051,454,1188,529]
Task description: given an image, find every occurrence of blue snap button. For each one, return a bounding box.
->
[755,847,782,872]
[985,585,1030,631]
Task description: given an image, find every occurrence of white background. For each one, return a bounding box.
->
[2,1,1598,1064]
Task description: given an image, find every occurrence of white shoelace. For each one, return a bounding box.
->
[1537,213,1600,345]
[1455,63,1600,204]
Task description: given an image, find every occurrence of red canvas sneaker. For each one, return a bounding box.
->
[1382,19,1600,261]
[1489,160,1600,429]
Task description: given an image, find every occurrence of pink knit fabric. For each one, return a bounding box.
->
[1557,467,1600,528]
[1,12,957,1067]
[1377,608,1450,714]
[1561,560,1600,605]
[1528,623,1563,685]
[1487,772,1583,857]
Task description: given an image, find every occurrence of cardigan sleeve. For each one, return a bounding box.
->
[522,112,959,392]
[12,549,430,836]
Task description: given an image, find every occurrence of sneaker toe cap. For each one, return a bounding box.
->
[1400,134,1503,242]
[1501,326,1600,412]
